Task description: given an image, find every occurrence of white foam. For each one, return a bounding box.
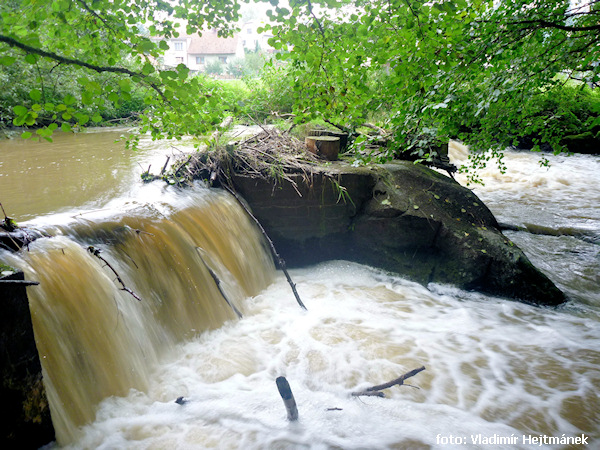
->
[57,262,600,449]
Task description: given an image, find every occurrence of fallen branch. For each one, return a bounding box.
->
[87,245,142,301]
[220,183,307,311]
[196,247,243,319]
[160,155,171,175]
[351,366,426,398]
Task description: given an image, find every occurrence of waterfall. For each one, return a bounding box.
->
[4,186,275,445]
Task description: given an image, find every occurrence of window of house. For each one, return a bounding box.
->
[174,41,184,51]
[219,56,227,64]
[175,57,184,63]
[196,56,205,65]
[247,28,252,34]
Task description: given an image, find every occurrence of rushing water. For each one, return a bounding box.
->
[0,133,599,448]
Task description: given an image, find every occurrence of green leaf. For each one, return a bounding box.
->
[118,78,131,92]
[29,89,42,102]
[25,113,37,126]
[92,113,103,123]
[0,56,16,66]
[75,113,89,125]
[81,91,94,105]
[13,105,28,116]
[21,131,33,139]
[61,122,72,132]
[142,62,155,75]
[63,94,77,106]
[24,54,37,64]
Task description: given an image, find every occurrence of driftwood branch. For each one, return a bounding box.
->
[87,246,142,301]
[351,366,426,398]
[196,247,243,319]
[220,183,307,311]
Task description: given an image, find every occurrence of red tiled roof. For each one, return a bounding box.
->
[187,31,238,55]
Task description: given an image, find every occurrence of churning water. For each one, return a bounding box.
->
[1,133,598,448]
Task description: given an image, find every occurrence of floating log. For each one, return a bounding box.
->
[305,136,340,161]
[276,376,298,421]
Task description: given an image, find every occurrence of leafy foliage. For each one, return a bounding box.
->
[261,0,599,167]
[0,0,243,143]
[1,0,598,164]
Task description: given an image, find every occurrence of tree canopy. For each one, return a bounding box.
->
[263,0,599,161]
[1,0,599,161]
[0,0,243,143]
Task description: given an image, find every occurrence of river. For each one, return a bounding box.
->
[0,131,598,449]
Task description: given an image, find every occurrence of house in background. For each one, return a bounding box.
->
[160,22,272,74]
[239,21,274,53]
[162,29,244,72]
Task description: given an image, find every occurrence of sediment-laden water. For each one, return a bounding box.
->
[0,133,598,448]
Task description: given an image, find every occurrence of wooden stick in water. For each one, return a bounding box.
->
[276,376,299,421]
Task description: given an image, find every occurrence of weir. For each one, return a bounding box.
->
[2,186,275,445]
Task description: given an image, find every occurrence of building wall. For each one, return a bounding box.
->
[188,54,233,72]
[162,37,190,68]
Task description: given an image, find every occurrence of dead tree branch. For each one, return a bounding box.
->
[220,183,307,311]
[196,247,243,319]
[87,245,142,301]
[351,366,426,398]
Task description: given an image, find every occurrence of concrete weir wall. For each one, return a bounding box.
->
[232,160,566,306]
[0,269,55,448]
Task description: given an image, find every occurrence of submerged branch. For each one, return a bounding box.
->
[196,247,243,319]
[87,245,142,301]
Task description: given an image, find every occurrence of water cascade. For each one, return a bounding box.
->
[1,132,599,448]
[2,187,275,445]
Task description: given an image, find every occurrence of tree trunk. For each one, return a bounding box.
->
[305,136,340,160]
